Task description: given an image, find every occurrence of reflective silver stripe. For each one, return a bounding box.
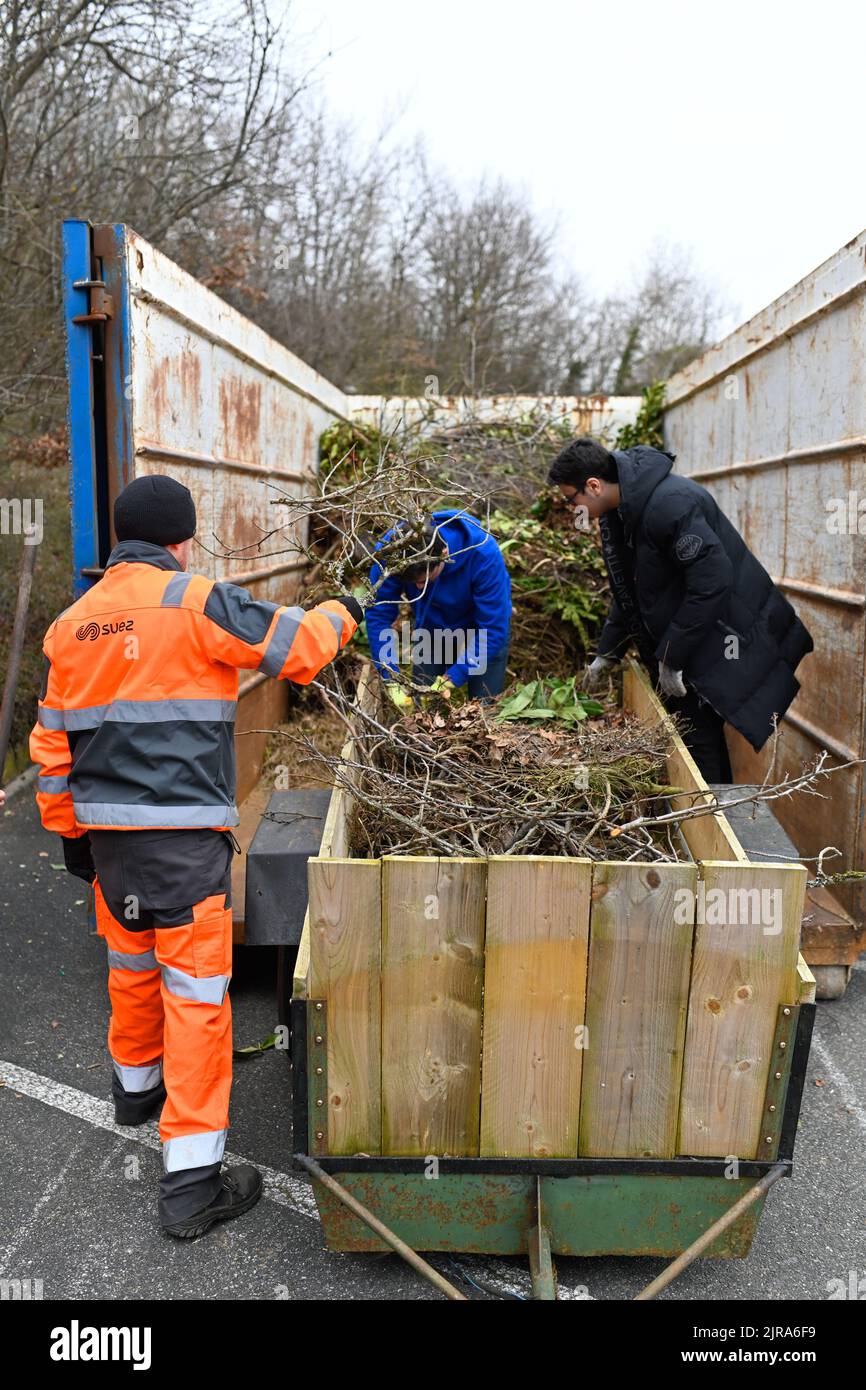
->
[74,801,240,828]
[323,609,345,647]
[113,1059,163,1092]
[37,774,69,794]
[163,1129,227,1173]
[161,573,193,607]
[162,964,230,1006]
[259,606,304,676]
[108,948,159,972]
[60,698,236,730]
[37,705,65,730]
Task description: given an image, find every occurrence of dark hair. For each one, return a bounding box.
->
[548,436,618,491]
[396,521,447,582]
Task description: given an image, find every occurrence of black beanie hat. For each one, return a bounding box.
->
[114,474,197,545]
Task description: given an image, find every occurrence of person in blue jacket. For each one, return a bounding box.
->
[366,510,512,702]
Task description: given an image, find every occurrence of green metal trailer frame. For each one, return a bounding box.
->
[290,995,814,1298]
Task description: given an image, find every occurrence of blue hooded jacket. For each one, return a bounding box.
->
[366,510,511,687]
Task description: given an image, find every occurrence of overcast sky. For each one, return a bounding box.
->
[290,0,866,335]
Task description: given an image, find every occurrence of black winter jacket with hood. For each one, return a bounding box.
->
[596,446,813,752]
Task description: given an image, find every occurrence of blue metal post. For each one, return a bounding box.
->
[61,219,99,598]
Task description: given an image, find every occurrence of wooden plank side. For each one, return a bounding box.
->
[797,953,817,1004]
[308,857,382,1154]
[678,861,806,1158]
[381,857,486,1156]
[316,660,379,860]
[480,857,592,1158]
[578,861,697,1158]
[292,762,349,999]
[293,917,311,997]
[293,668,372,997]
[622,660,747,864]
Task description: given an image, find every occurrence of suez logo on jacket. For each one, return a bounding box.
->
[50,1320,151,1369]
[75,618,135,641]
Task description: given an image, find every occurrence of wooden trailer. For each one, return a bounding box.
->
[290,660,816,1298]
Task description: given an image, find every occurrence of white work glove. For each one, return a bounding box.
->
[583,655,615,692]
[658,662,687,699]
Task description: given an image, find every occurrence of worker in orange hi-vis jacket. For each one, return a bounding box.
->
[29,474,362,1239]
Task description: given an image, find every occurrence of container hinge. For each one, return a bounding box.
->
[72,277,114,324]
[758,1003,799,1159]
[307,999,329,1156]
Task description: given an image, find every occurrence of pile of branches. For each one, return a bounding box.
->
[424,414,572,511]
[311,416,610,676]
[424,415,609,675]
[304,688,680,861]
[490,498,607,678]
[205,414,609,689]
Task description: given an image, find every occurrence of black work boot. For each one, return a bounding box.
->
[162,1165,263,1240]
[112,1073,166,1127]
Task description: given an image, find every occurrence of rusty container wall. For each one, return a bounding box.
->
[663,229,866,923]
[93,222,349,802]
[97,222,348,594]
[347,393,640,439]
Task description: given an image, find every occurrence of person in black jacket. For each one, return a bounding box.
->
[548,436,814,782]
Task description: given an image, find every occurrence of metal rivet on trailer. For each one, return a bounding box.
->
[315,1002,323,1011]
[315,1066,323,1075]
[779,1040,786,1049]
[315,1034,324,1044]
[315,1131,324,1141]
[782,1007,791,1016]
[765,1136,773,1144]
[775,1071,782,1079]
[316,1098,324,1107]
[768,1104,776,1113]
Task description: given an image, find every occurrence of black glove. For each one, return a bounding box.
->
[62,834,96,884]
[323,594,364,625]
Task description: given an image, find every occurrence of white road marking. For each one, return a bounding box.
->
[0,1060,595,1299]
[811,1035,866,1136]
[0,1142,84,1271]
[0,1061,318,1220]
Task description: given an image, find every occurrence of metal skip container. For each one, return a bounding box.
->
[663,229,866,940]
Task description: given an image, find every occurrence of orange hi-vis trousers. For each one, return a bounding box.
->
[94,878,233,1196]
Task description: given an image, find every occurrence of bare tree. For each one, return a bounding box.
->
[0,0,302,436]
[0,4,730,436]
[416,178,584,394]
[572,241,729,395]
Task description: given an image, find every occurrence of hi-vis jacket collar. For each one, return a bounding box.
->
[105,539,183,572]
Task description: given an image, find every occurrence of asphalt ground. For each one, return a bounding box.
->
[2,777,865,1304]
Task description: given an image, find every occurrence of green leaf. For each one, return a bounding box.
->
[233,1032,278,1059]
[559,705,588,722]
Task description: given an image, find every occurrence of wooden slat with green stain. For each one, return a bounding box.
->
[677,860,806,1159]
[308,857,382,1154]
[579,861,698,1158]
[480,856,592,1157]
[381,856,486,1156]
[622,660,747,864]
